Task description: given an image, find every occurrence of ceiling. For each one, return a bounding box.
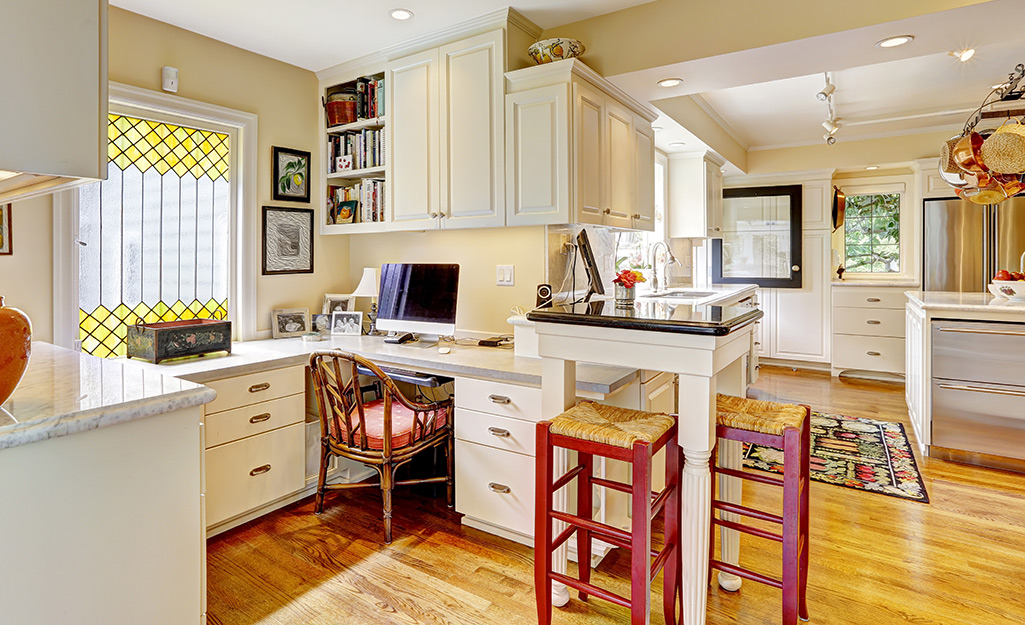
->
[109,0,655,72]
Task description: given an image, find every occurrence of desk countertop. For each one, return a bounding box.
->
[120,335,640,395]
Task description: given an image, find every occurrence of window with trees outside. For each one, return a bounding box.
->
[843,193,901,273]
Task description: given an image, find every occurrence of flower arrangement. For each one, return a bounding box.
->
[612,269,646,289]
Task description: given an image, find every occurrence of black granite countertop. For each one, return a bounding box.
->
[526,298,763,336]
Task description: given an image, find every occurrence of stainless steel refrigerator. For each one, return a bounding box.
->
[923,196,1025,291]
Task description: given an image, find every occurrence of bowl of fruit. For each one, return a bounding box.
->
[989,269,1025,301]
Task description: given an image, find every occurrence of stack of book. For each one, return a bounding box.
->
[327,179,385,224]
[327,128,385,173]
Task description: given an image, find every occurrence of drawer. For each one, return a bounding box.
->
[932,320,1025,386]
[455,440,535,536]
[832,307,906,338]
[455,408,536,456]
[832,334,905,374]
[206,422,305,526]
[205,394,305,448]
[204,366,305,414]
[454,378,541,421]
[832,287,907,310]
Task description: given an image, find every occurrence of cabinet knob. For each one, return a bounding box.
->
[249,464,272,476]
[866,320,881,325]
[632,213,641,219]
[791,265,801,272]
[248,383,270,393]
[714,227,721,231]
[249,413,272,424]
[867,351,881,356]
[488,394,511,404]
[488,482,511,494]
[603,208,611,215]
[430,212,439,219]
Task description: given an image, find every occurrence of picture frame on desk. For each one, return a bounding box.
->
[323,294,356,314]
[311,313,331,335]
[331,311,362,336]
[271,308,310,338]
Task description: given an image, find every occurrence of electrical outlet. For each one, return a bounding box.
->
[496,265,515,286]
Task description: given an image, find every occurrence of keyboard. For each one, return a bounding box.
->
[355,364,448,388]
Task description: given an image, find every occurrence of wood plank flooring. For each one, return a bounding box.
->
[207,366,1025,624]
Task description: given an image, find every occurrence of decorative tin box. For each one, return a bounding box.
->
[126,319,232,364]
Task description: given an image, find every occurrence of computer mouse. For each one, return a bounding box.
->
[438,347,451,355]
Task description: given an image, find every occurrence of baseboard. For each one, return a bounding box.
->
[760,358,831,373]
[835,369,906,384]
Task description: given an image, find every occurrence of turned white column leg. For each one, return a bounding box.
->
[717,438,743,591]
[541,356,576,608]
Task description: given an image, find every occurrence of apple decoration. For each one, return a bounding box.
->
[994,269,1025,281]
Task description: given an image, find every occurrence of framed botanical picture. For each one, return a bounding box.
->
[262,206,314,275]
[310,313,331,335]
[331,311,363,336]
[271,308,310,338]
[322,293,356,314]
[273,146,310,202]
[0,203,11,255]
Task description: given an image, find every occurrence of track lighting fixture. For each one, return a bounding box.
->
[823,134,836,146]
[822,119,839,135]
[816,82,835,101]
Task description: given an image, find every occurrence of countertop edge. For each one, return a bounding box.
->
[905,290,1025,313]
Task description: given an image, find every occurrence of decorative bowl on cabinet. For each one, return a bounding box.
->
[528,38,585,64]
[0,296,32,405]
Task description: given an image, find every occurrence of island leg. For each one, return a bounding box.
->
[541,356,576,608]
[715,357,746,591]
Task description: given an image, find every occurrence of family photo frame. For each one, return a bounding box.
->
[331,311,363,336]
[271,308,310,338]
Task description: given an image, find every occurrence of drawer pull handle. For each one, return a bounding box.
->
[249,413,272,424]
[938,383,1025,398]
[249,464,272,477]
[488,394,511,404]
[488,427,511,437]
[866,320,881,325]
[867,351,881,356]
[248,383,271,393]
[488,482,511,494]
[938,327,1025,337]
[866,297,881,302]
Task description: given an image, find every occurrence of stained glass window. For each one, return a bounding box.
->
[78,114,231,358]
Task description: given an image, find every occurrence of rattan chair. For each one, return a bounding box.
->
[308,350,453,543]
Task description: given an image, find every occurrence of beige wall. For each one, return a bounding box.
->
[4,8,350,343]
[348,227,546,335]
[747,130,948,175]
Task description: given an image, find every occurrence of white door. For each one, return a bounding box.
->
[438,30,505,229]
[572,80,605,226]
[604,100,635,230]
[505,84,571,226]
[772,230,831,362]
[632,115,655,231]
[387,49,440,230]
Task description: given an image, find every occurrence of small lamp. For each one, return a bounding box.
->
[352,267,379,335]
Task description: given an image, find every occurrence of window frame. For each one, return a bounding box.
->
[834,179,912,282]
[53,82,258,350]
[712,184,803,289]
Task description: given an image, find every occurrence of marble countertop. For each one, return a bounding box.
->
[527,299,763,336]
[122,335,639,395]
[905,290,1025,314]
[832,280,921,287]
[0,343,215,450]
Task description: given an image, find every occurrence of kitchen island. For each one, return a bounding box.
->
[528,298,762,625]
[0,343,215,625]
[905,291,1025,472]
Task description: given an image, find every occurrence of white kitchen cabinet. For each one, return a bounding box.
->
[905,302,927,447]
[388,49,441,230]
[505,59,657,230]
[831,286,907,376]
[668,151,726,238]
[0,0,107,202]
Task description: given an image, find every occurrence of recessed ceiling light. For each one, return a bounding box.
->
[866,166,879,170]
[669,141,687,148]
[950,48,975,62]
[657,78,683,88]
[389,8,414,20]
[876,35,914,48]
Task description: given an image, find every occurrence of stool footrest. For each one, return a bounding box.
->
[716,465,785,487]
[550,572,631,609]
[650,483,676,519]
[551,464,586,493]
[710,559,783,590]
[650,543,674,578]
[551,525,577,552]
[591,475,633,495]
[551,510,631,545]
[713,517,783,543]
[713,500,783,525]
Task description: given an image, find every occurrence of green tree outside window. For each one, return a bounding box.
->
[844,193,900,273]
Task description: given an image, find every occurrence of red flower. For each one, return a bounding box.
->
[613,269,646,289]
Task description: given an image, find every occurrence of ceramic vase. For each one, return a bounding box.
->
[614,284,636,307]
[0,296,32,406]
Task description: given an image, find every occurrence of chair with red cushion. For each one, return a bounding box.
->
[308,350,453,543]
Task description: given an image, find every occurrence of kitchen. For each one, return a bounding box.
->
[2,1,1025,624]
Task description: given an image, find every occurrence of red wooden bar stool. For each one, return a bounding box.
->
[535,402,681,625]
[709,394,811,625]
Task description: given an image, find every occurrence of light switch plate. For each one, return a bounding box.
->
[496,265,514,286]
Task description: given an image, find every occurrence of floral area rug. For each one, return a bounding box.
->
[743,412,929,503]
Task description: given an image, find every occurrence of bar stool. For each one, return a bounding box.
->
[709,394,811,625]
[535,402,681,625]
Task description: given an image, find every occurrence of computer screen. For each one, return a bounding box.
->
[376,263,459,337]
[576,229,605,301]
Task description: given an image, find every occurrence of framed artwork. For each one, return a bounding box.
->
[322,294,356,314]
[271,308,310,338]
[333,200,357,225]
[310,313,331,335]
[0,203,10,255]
[272,146,311,202]
[262,206,314,275]
[331,311,363,336]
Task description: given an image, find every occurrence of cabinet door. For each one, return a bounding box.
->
[705,158,723,236]
[387,49,440,230]
[632,116,655,231]
[505,84,570,226]
[604,100,635,229]
[772,230,830,362]
[572,80,605,226]
[438,30,505,229]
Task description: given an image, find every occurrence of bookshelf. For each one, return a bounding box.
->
[322,71,387,234]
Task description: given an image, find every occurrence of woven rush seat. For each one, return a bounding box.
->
[716,393,806,436]
[550,401,675,448]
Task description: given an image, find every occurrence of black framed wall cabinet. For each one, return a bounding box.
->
[712,185,803,288]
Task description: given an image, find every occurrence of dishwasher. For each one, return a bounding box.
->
[931,319,1025,467]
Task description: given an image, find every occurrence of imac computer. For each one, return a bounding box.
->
[376,263,459,345]
[576,229,605,302]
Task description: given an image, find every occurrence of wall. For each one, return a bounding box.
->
[1,8,349,343]
[746,130,952,175]
[347,227,545,335]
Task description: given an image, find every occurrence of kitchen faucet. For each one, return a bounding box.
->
[648,240,677,293]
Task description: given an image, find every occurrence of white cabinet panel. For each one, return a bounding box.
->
[455,408,536,456]
[633,117,655,231]
[772,231,831,362]
[801,179,832,230]
[604,100,635,230]
[455,377,542,421]
[438,30,505,228]
[832,335,905,374]
[456,440,535,537]
[832,307,906,338]
[388,49,440,230]
[668,152,724,238]
[203,366,305,415]
[505,84,570,226]
[205,394,305,449]
[573,80,605,226]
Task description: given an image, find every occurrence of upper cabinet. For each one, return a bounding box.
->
[0,0,107,202]
[505,59,658,230]
[667,151,725,238]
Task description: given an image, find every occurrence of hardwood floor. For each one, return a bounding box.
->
[207,366,1025,624]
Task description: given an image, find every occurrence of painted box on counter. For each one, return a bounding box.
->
[126,319,232,364]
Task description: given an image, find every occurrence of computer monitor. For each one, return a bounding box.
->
[576,229,605,302]
[376,263,459,340]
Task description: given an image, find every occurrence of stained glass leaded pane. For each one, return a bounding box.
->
[79,114,231,358]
